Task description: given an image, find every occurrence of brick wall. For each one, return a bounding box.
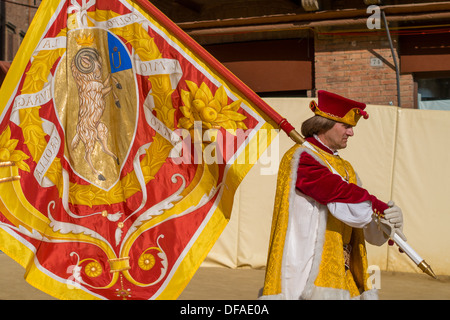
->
[2,0,39,61]
[314,32,414,108]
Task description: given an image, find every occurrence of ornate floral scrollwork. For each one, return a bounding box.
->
[178,81,248,133]
[123,234,168,287]
[68,252,114,289]
[138,252,156,271]
[85,260,103,278]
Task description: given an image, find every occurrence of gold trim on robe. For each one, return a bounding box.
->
[261,143,376,300]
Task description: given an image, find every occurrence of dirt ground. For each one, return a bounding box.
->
[1,253,449,300]
[179,267,450,300]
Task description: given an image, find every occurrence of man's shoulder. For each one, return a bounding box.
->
[278,143,326,169]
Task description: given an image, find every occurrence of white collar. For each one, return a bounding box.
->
[313,134,339,156]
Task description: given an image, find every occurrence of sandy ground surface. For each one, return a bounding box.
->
[1,252,449,300]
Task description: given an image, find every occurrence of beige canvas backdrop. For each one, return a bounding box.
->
[203,97,450,276]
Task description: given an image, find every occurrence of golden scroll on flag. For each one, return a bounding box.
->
[0,0,280,299]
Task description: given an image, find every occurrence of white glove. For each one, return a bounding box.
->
[379,201,407,241]
[384,200,403,229]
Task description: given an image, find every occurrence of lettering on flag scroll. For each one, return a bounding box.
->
[0,0,279,299]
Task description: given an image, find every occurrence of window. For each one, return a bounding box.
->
[6,22,16,62]
[20,31,26,45]
[400,26,450,110]
[415,73,450,111]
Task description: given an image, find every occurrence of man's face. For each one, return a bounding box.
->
[318,122,354,151]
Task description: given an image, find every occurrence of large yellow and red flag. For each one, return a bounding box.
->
[0,0,295,299]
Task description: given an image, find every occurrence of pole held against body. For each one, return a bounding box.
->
[277,119,436,279]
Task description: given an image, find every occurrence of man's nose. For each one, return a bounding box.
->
[347,127,354,136]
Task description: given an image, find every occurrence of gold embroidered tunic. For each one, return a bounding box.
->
[260,140,383,300]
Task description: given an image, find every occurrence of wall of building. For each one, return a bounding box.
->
[1,0,39,61]
[2,1,449,110]
[313,31,414,107]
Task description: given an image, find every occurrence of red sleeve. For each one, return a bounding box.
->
[295,151,388,215]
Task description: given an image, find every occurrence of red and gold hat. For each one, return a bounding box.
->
[309,90,369,126]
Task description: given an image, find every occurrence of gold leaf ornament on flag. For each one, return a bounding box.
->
[179,81,248,133]
[0,126,30,172]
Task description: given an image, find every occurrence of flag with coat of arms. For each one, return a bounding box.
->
[0,0,282,299]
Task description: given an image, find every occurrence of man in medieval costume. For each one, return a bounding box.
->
[260,90,405,300]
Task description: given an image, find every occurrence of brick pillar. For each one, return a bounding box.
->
[314,31,414,108]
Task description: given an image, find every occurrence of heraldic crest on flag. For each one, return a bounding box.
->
[0,0,277,299]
